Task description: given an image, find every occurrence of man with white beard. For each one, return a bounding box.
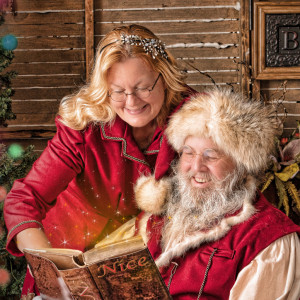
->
[161,151,249,253]
[134,88,300,299]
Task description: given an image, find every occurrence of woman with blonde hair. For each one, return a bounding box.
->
[4,24,193,296]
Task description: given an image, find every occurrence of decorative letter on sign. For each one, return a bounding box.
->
[253,3,300,79]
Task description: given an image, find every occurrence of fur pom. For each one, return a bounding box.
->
[134,175,171,215]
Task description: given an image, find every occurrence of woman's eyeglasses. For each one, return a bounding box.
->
[108,74,161,102]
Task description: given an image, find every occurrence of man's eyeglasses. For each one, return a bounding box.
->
[179,146,223,164]
[108,74,161,102]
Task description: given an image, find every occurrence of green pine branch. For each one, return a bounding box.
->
[0,43,17,127]
[0,144,37,296]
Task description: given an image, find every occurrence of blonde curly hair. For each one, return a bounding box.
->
[59,24,188,130]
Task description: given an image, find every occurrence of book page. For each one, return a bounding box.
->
[24,248,84,270]
[83,235,146,265]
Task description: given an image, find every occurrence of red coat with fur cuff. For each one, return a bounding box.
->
[4,114,178,256]
[146,194,300,299]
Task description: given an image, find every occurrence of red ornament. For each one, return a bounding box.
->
[0,269,10,286]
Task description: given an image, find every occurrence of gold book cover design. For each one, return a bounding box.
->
[24,235,171,300]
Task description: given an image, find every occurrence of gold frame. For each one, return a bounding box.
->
[253,2,300,80]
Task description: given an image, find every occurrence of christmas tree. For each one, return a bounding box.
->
[0,14,37,299]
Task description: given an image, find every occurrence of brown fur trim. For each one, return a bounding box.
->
[165,88,282,175]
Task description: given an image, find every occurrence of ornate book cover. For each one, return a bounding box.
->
[23,235,171,299]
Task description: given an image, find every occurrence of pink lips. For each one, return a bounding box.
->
[125,104,148,115]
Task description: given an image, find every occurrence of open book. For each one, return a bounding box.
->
[23,235,171,299]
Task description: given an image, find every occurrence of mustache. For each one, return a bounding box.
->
[182,170,229,188]
[185,171,212,180]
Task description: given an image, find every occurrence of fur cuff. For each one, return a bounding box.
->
[134,175,171,215]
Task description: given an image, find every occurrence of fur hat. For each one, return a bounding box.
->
[165,88,282,175]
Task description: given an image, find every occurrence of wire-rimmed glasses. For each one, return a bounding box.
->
[179,145,224,164]
[108,74,161,102]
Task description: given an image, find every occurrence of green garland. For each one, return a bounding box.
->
[0,144,37,297]
[0,15,16,127]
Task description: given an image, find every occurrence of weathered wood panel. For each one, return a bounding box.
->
[94,0,241,97]
[3,11,84,25]
[1,24,84,36]
[14,0,84,11]
[178,59,238,71]
[260,80,300,137]
[170,46,239,58]
[13,37,85,49]
[1,126,56,132]
[1,0,86,145]
[186,72,239,86]
[12,50,85,64]
[95,24,239,41]
[12,75,84,88]
[13,88,76,100]
[0,0,297,155]
[85,0,94,80]
[94,7,239,21]
[7,62,85,75]
[13,1,300,154]
[95,24,239,38]
[11,100,60,114]
[8,114,56,125]
[240,0,251,96]
[283,118,300,130]
[96,0,239,9]
[0,0,244,153]
[260,80,300,90]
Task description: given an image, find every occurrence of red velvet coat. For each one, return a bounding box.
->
[146,194,300,299]
[4,95,192,295]
[4,113,180,255]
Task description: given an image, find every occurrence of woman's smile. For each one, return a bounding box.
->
[107,57,165,130]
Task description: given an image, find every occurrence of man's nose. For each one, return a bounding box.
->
[192,155,208,172]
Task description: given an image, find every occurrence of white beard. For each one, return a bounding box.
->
[161,167,254,253]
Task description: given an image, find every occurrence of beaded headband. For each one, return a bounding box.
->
[99,34,168,60]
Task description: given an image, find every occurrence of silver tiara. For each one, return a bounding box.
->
[120,34,168,60]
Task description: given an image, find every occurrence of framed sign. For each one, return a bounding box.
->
[253,2,300,79]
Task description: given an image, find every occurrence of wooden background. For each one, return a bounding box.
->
[0,0,299,155]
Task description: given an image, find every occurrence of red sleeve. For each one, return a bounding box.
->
[4,117,85,255]
[134,211,145,236]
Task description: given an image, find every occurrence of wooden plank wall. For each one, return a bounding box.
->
[260,80,300,137]
[0,0,242,155]
[0,0,86,154]
[94,0,241,92]
[0,0,297,155]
